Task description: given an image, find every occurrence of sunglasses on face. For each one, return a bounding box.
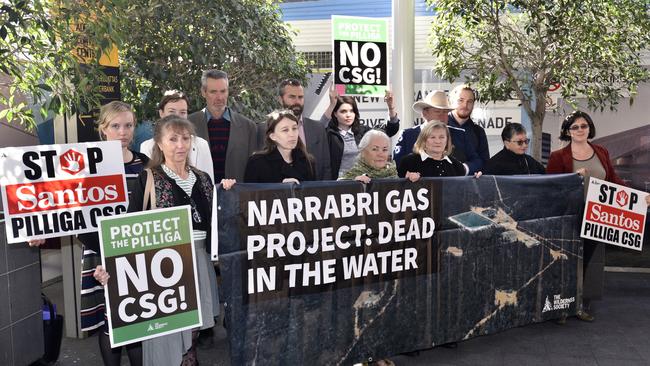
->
[569,124,589,131]
[509,138,530,146]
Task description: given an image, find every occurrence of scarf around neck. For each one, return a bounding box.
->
[341,157,397,180]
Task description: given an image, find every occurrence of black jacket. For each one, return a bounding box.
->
[244,148,315,183]
[326,119,400,180]
[483,148,545,175]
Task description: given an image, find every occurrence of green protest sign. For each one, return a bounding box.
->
[99,206,202,347]
[332,15,389,96]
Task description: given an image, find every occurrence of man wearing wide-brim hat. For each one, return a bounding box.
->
[393,90,482,174]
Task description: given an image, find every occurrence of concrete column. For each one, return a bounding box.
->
[54,113,83,338]
[392,0,415,130]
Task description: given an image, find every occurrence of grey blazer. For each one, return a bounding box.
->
[257,116,331,181]
[188,108,258,182]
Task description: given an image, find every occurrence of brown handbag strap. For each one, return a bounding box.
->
[142,169,156,210]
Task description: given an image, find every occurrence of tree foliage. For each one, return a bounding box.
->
[0,0,127,131]
[120,0,309,122]
[427,0,650,158]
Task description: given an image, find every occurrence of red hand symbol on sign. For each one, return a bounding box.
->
[60,149,85,175]
[616,190,629,208]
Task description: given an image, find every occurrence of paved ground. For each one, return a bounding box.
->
[47,271,650,365]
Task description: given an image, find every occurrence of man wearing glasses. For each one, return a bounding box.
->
[483,123,545,175]
[266,78,332,180]
[140,91,215,182]
[448,84,490,171]
[188,69,258,182]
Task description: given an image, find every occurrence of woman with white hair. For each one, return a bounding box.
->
[340,129,397,182]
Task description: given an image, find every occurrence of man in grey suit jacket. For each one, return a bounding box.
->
[187,69,257,182]
[258,78,331,180]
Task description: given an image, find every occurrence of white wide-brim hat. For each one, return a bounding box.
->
[412,90,452,113]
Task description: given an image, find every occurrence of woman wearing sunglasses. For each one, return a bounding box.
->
[483,123,545,175]
[547,110,625,323]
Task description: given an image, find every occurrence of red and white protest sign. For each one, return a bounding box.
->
[581,178,647,251]
[0,141,128,243]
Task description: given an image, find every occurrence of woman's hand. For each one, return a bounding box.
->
[355,174,372,184]
[576,168,587,177]
[474,171,482,179]
[646,194,650,206]
[282,178,300,184]
[94,265,110,286]
[329,84,340,104]
[220,179,236,190]
[405,171,421,182]
[28,239,46,247]
[385,90,397,117]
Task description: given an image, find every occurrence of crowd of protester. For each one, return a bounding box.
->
[25,70,650,366]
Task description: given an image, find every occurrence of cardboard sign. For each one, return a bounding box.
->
[332,16,388,96]
[99,206,202,347]
[581,178,647,251]
[0,141,128,243]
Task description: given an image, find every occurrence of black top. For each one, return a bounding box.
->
[244,148,315,183]
[397,153,466,178]
[124,150,149,175]
[326,118,400,180]
[483,148,545,175]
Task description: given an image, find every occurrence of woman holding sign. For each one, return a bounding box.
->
[82,101,148,366]
[31,101,149,366]
[244,109,315,183]
[96,115,218,366]
[547,110,625,322]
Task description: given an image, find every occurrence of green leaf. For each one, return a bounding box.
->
[37,83,52,92]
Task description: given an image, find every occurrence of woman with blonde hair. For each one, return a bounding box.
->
[397,121,466,180]
[28,101,148,365]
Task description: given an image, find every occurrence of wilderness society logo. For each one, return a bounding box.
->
[542,293,575,313]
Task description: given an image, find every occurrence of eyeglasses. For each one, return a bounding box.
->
[508,138,530,146]
[569,124,589,131]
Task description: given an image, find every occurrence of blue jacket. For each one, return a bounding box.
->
[448,113,489,168]
[393,124,482,174]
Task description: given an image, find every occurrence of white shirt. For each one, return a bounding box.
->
[419,151,452,163]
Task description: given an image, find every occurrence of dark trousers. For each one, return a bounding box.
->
[582,239,604,302]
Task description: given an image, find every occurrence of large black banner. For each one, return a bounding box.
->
[217,174,584,365]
